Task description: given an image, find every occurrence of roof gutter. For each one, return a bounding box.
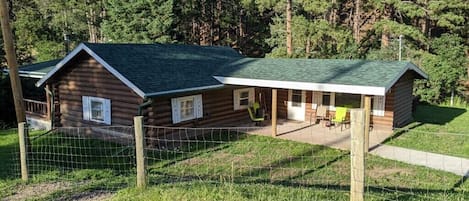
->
[137,98,153,116]
[144,84,225,98]
[213,76,386,96]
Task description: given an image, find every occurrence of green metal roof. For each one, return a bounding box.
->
[6,59,61,78]
[37,43,427,97]
[214,58,426,88]
[20,59,61,73]
[83,43,243,96]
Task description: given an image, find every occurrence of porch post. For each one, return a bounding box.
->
[271,89,277,137]
[45,84,51,121]
[364,95,371,152]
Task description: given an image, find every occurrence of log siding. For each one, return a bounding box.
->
[391,72,415,127]
[146,86,256,128]
[54,53,142,127]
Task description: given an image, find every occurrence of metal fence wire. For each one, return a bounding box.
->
[5,124,468,200]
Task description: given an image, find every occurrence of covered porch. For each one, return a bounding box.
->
[3,59,59,129]
[242,119,393,150]
[24,97,52,130]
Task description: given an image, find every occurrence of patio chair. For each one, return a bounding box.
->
[248,102,265,126]
[315,105,329,126]
[331,107,348,131]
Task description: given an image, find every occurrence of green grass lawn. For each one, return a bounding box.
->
[0,128,468,200]
[387,104,469,158]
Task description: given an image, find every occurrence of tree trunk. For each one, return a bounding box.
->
[330,0,338,26]
[353,0,361,43]
[213,0,222,45]
[199,0,211,46]
[286,0,293,56]
[305,37,311,58]
[87,6,98,43]
[381,29,390,48]
[238,8,245,48]
[380,5,391,48]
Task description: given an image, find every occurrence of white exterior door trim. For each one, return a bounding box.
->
[287,89,306,121]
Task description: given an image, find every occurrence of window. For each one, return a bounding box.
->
[335,93,361,108]
[233,88,254,110]
[322,92,331,106]
[372,95,385,116]
[291,90,302,107]
[171,94,203,124]
[82,96,111,124]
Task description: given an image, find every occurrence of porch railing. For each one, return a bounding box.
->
[24,98,48,118]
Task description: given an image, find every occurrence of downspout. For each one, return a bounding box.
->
[44,86,54,129]
[137,98,153,116]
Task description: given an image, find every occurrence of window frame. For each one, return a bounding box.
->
[178,96,196,122]
[82,96,111,125]
[313,92,385,116]
[233,88,255,110]
[171,94,203,124]
[334,93,362,108]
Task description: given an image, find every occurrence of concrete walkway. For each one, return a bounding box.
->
[370,145,469,177]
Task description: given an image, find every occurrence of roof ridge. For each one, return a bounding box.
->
[82,42,235,49]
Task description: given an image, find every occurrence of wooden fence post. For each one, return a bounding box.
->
[350,109,365,201]
[134,116,146,188]
[18,122,28,181]
[271,89,277,137]
[364,96,371,153]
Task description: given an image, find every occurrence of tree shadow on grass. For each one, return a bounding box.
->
[413,104,466,125]
[146,173,467,200]
[372,104,467,151]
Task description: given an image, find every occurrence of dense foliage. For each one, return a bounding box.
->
[0,0,467,125]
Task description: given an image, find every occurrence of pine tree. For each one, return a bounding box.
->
[101,0,174,43]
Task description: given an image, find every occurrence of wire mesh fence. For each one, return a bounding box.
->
[3,123,469,200]
[365,129,469,200]
[143,126,352,200]
[5,126,136,200]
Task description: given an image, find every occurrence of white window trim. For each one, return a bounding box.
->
[171,94,203,124]
[82,96,111,125]
[233,88,255,110]
[314,92,385,116]
[320,92,336,111]
[372,95,386,117]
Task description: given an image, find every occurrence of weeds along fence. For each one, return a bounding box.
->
[8,115,469,200]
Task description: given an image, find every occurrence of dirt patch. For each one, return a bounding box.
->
[368,167,414,179]
[3,181,114,201]
[3,181,72,201]
[56,191,113,201]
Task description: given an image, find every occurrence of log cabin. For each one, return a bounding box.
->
[15,43,427,135]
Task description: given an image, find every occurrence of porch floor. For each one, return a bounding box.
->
[243,119,393,150]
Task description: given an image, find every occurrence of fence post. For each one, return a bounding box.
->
[18,122,28,181]
[134,116,146,188]
[350,109,365,201]
[364,96,371,153]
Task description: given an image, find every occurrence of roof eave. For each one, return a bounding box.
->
[384,62,429,93]
[213,76,386,96]
[3,69,46,79]
[144,84,225,98]
[35,43,147,98]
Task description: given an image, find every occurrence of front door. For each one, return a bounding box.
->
[287,89,306,121]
